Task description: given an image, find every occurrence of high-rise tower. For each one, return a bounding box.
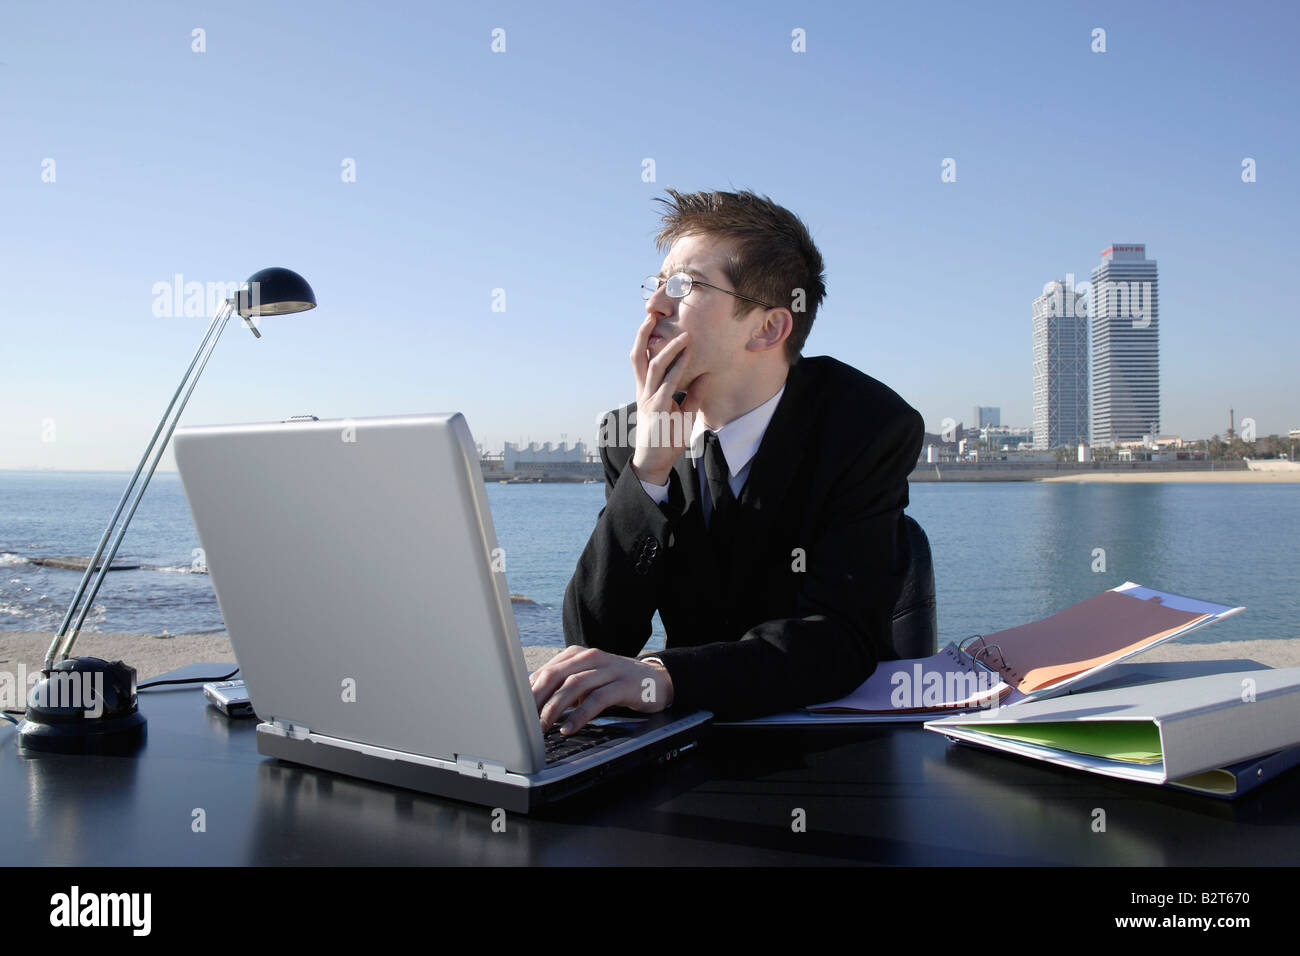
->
[1032,278,1089,450]
[1090,244,1159,446]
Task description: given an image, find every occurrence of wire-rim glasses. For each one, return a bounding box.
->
[642,273,774,310]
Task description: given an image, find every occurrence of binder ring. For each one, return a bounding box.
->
[972,642,1007,672]
[960,633,1011,675]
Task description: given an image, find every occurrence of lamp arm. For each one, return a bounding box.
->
[45,299,236,668]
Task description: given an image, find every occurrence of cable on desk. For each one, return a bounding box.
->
[3,667,241,714]
[138,667,240,690]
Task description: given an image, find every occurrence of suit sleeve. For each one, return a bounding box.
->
[561,420,684,657]
[645,406,925,720]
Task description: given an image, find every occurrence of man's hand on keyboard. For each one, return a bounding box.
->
[530,646,674,735]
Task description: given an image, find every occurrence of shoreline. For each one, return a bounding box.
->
[0,631,565,682]
[2,631,1297,684]
[909,465,1300,484]
[1036,471,1300,483]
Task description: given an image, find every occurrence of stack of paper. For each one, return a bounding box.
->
[726,582,1243,725]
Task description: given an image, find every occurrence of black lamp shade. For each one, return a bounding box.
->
[236,267,317,317]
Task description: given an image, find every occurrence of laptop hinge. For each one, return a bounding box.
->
[268,718,311,740]
[456,755,511,783]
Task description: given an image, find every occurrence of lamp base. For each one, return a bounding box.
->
[17,657,147,754]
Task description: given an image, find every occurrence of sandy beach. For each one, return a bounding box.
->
[2,631,1296,686]
[1039,471,1300,483]
[0,631,564,684]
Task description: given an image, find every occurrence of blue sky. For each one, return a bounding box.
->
[2,0,1296,470]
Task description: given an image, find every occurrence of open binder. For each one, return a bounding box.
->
[720,582,1244,725]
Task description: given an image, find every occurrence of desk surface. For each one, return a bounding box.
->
[4,663,1299,866]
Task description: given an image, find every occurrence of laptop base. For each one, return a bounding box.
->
[257,717,709,814]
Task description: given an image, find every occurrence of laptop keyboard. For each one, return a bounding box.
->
[543,723,632,764]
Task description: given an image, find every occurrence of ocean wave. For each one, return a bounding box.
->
[2,607,51,630]
[0,600,106,630]
[0,601,37,620]
[0,553,30,566]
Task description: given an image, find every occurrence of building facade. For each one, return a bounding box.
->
[481,440,601,481]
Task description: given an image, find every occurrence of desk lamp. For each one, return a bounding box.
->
[18,267,317,753]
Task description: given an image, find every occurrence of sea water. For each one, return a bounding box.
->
[1,471,1296,652]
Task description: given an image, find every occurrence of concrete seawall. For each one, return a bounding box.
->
[1245,460,1300,473]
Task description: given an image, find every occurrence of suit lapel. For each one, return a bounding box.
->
[663,361,812,604]
[721,360,810,602]
[652,360,813,605]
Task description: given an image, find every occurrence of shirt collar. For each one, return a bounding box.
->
[690,382,787,476]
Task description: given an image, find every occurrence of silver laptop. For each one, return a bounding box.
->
[172,412,711,813]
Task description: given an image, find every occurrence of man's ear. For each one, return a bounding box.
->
[747,309,793,354]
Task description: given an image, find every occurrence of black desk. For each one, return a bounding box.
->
[4,663,1299,866]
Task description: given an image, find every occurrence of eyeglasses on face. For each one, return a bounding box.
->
[641,272,774,310]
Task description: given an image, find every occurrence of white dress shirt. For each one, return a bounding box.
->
[638,382,787,518]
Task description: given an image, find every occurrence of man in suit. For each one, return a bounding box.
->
[531,188,924,732]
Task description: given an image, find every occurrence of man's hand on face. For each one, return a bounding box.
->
[530,646,675,734]
[630,314,704,485]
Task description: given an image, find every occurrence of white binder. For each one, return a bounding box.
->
[924,667,1300,786]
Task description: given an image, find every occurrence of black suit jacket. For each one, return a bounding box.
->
[561,355,925,721]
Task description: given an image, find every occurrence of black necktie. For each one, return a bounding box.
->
[702,429,737,542]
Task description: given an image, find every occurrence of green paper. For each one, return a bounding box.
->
[955,720,1163,764]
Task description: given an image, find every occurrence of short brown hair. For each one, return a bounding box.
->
[652,187,827,364]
